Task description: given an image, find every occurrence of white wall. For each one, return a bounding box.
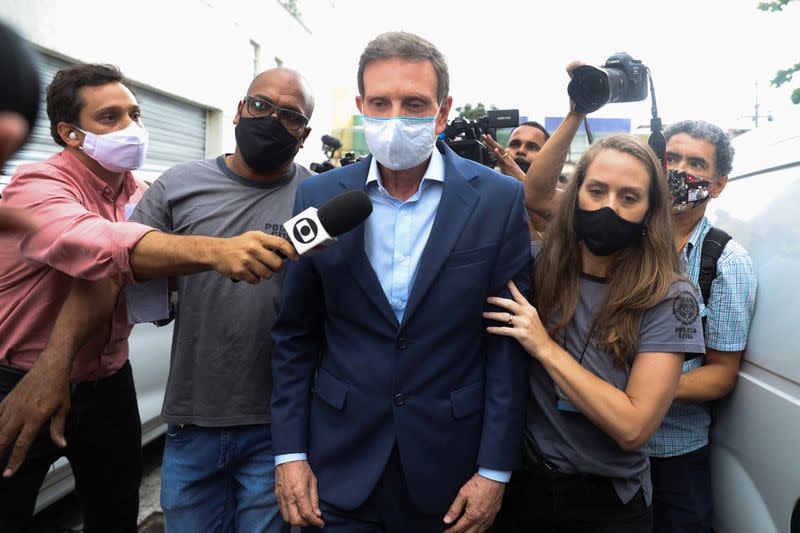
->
[0,0,333,163]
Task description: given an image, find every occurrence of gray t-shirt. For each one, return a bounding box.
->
[130,156,312,426]
[526,273,706,505]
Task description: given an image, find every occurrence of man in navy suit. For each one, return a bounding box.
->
[271,31,532,533]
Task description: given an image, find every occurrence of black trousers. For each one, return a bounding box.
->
[650,445,712,533]
[491,467,652,533]
[0,361,142,533]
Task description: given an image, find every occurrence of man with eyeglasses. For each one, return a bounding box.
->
[120,67,314,533]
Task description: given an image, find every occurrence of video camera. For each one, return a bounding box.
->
[310,134,343,173]
[340,151,363,167]
[567,53,649,114]
[310,134,365,173]
[443,109,520,167]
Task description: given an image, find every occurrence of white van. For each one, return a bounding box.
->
[706,118,800,533]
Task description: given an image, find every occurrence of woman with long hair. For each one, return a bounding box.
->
[489,135,705,532]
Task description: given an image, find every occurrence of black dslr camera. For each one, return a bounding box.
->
[567,53,649,114]
[443,109,520,167]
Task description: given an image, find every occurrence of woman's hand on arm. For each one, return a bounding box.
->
[485,281,683,451]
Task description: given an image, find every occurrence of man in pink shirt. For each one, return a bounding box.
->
[0,63,297,532]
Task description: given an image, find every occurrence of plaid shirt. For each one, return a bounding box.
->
[649,216,757,457]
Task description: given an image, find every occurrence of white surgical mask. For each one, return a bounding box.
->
[362,112,438,171]
[75,121,149,172]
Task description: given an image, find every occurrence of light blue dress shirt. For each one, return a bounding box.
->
[363,146,445,323]
[276,149,510,483]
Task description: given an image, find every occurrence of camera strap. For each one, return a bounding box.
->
[645,68,667,170]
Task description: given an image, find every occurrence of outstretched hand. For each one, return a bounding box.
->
[481,134,526,182]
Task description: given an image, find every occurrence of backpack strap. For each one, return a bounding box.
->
[698,226,732,307]
[685,226,732,362]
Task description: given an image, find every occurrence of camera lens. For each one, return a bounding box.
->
[604,68,629,104]
[568,65,611,114]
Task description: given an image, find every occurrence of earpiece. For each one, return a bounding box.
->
[68,131,78,140]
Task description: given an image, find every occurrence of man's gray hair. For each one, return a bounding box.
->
[665,120,735,178]
[357,31,449,104]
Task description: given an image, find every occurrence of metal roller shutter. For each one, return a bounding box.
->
[3,52,207,180]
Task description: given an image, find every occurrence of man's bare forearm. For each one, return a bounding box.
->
[129,231,218,280]
[675,350,742,402]
[39,277,123,367]
[129,230,296,283]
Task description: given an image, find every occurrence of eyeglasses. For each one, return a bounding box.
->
[243,96,309,133]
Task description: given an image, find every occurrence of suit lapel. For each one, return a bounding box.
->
[337,158,400,328]
[401,145,479,327]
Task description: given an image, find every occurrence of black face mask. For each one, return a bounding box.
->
[575,206,645,256]
[514,157,531,173]
[235,116,301,172]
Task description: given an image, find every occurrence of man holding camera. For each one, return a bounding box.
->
[483,121,550,182]
[271,31,531,533]
[482,123,551,238]
[522,58,757,533]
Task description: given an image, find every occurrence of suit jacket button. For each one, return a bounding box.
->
[393,393,406,406]
[397,337,408,350]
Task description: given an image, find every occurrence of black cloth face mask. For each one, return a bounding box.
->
[575,206,645,256]
[235,116,301,172]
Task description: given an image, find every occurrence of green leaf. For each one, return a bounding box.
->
[456,102,495,120]
[770,64,800,87]
[757,0,793,11]
[792,88,800,104]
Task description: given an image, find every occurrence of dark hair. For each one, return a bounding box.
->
[664,120,734,178]
[518,120,550,141]
[46,63,130,146]
[358,31,449,104]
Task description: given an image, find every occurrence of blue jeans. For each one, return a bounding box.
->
[161,423,289,533]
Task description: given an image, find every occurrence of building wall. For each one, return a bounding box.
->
[0,0,329,162]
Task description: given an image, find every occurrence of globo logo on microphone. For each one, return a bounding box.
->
[292,218,319,244]
[283,207,335,256]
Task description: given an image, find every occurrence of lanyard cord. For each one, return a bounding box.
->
[562,322,597,367]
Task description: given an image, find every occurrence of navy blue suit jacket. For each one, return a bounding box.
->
[271,142,532,514]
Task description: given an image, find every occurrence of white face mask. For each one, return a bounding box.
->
[75,121,149,172]
[362,111,439,171]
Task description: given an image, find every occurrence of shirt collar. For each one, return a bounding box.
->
[366,146,446,191]
[684,216,712,256]
[61,149,138,201]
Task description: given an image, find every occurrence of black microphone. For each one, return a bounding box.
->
[232,190,372,282]
[284,190,372,255]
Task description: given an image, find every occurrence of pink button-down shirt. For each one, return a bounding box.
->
[0,150,155,382]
